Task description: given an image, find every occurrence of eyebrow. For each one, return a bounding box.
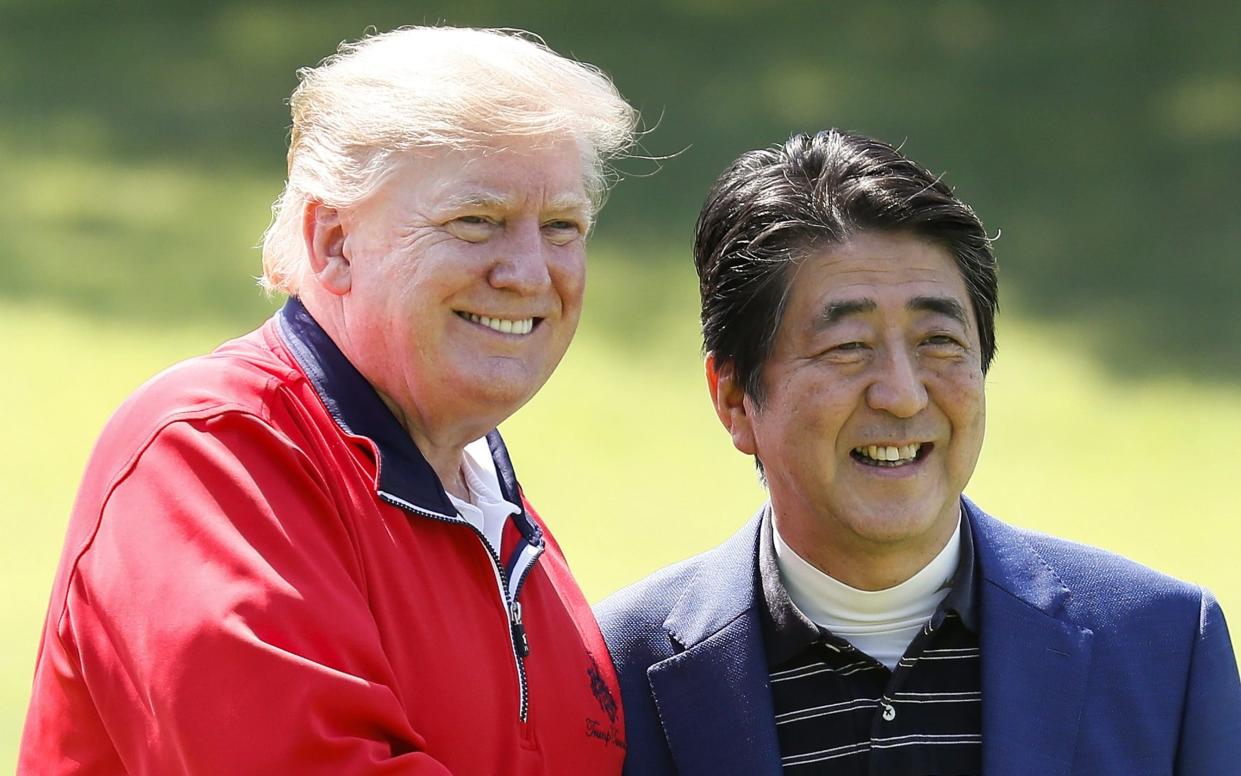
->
[439,191,515,211]
[545,192,592,214]
[814,295,969,329]
[818,299,877,327]
[909,295,969,327]
[439,190,592,216]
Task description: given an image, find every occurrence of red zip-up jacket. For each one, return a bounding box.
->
[21,299,626,774]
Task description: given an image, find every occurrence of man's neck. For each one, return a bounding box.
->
[772,506,962,591]
[300,288,487,499]
[363,390,467,499]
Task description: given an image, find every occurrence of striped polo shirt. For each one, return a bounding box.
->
[759,512,981,774]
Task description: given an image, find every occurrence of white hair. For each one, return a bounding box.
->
[260,26,639,294]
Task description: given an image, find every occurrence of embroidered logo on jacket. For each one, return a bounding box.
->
[585,656,625,750]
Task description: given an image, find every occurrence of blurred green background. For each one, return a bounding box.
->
[3,1,1239,766]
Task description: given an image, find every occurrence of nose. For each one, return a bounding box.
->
[488,221,552,295]
[866,346,928,418]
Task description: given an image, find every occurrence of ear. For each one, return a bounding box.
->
[705,353,758,456]
[302,200,351,296]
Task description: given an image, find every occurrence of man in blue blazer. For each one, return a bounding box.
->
[596,130,1241,774]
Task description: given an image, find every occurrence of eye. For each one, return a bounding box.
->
[819,341,869,363]
[920,333,968,354]
[447,215,495,242]
[542,219,585,246]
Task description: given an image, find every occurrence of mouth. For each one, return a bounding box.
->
[850,442,932,468]
[456,311,540,336]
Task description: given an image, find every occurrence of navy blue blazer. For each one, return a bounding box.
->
[596,499,1241,775]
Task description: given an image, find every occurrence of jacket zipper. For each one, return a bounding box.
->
[378,494,538,722]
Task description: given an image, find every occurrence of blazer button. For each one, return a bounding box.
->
[881,701,896,721]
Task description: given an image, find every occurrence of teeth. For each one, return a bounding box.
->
[462,313,534,335]
[854,443,922,465]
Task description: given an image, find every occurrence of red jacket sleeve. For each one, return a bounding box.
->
[24,409,454,774]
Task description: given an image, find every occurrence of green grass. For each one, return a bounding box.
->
[4,5,1240,767]
[9,251,1241,769]
[5,207,1241,771]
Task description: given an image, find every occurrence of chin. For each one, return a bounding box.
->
[466,376,543,414]
[844,505,948,546]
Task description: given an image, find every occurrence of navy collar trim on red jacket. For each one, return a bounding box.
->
[275,297,541,544]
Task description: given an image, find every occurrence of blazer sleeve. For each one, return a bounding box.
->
[1175,588,1241,775]
[22,411,454,775]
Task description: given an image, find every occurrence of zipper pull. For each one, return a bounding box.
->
[510,600,530,658]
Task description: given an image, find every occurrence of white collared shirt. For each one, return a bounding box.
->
[446,438,521,558]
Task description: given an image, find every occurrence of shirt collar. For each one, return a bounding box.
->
[939,503,978,631]
[275,297,542,544]
[759,507,821,667]
[759,499,979,668]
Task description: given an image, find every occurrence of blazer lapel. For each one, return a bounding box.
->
[646,512,782,776]
[969,501,1095,776]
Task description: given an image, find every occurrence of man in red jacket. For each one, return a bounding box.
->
[21,26,636,774]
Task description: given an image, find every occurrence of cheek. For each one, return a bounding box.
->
[936,369,987,446]
[791,368,857,423]
[930,358,983,399]
[555,250,587,304]
[959,370,986,425]
[762,373,850,447]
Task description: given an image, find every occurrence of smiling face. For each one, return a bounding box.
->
[316,136,591,448]
[711,231,986,586]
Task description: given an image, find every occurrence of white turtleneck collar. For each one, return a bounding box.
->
[773,514,961,670]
